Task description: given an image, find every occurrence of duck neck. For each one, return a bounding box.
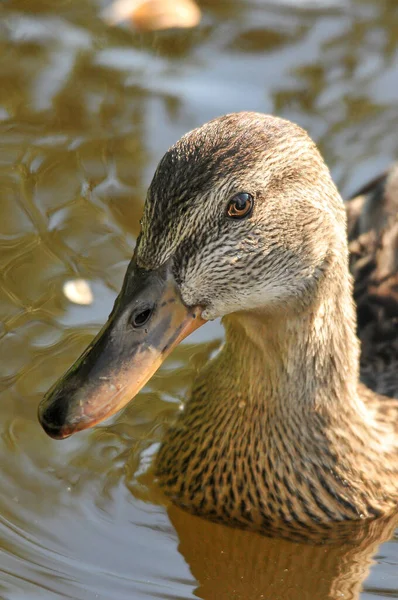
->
[156,252,395,532]
[221,261,361,420]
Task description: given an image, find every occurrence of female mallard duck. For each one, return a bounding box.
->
[38,112,398,537]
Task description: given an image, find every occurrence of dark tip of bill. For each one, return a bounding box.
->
[39,416,72,440]
[38,399,73,440]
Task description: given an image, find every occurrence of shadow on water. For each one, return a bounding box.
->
[0,0,397,598]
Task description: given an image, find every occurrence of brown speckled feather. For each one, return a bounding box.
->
[347,164,398,400]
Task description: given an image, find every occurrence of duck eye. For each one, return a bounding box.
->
[226,192,254,219]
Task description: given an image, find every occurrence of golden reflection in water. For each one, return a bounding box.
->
[0,0,398,597]
[168,505,398,600]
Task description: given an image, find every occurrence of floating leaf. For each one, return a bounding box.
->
[63,279,93,306]
[104,0,201,31]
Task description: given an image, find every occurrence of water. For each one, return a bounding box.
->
[0,0,397,598]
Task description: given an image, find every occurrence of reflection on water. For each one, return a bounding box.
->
[0,0,397,598]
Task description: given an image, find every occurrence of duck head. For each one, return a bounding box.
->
[38,112,345,439]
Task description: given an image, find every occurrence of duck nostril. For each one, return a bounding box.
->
[131,307,153,328]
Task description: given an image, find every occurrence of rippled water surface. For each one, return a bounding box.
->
[1,0,398,598]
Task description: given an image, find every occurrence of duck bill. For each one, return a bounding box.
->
[38,259,205,439]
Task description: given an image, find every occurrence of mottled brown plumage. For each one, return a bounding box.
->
[147,114,398,538]
[347,164,398,398]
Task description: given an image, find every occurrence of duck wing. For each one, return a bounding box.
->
[347,163,398,399]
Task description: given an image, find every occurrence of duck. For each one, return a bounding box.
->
[38,112,398,539]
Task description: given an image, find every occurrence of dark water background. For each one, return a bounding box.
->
[0,0,398,598]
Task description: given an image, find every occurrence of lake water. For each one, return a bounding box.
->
[0,0,397,598]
